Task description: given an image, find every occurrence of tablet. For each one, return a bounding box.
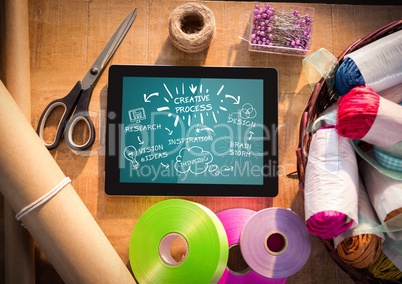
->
[106,65,278,197]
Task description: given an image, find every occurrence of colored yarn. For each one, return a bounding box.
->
[336,86,379,140]
[335,29,402,96]
[334,57,365,96]
[336,234,382,269]
[337,86,402,148]
[306,211,354,239]
[368,252,402,282]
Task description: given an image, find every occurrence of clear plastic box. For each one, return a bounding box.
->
[240,2,315,56]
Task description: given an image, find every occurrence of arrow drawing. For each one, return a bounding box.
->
[195,126,215,135]
[225,94,240,104]
[222,166,234,172]
[165,127,173,135]
[189,84,198,94]
[248,131,254,140]
[144,92,159,102]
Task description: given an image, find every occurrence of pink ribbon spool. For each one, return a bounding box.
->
[217,208,287,283]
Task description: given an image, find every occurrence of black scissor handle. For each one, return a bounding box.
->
[64,85,96,151]
[36,81,83,150]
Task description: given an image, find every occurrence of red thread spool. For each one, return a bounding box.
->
[337,86,402,148]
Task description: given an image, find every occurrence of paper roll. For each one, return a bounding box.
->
[378,83,402,104]
[334,179,384,247]
[240,207,311,279]
[347,29,402,93]
[304,128,359,238]
[0,81,135,283]
[360,158,402,241]
[382,235,402,272]
[129,199,228,284]
[216,208,286,284]
[360,94,402,148]
[1,0,34,283]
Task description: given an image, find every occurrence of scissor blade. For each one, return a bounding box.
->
[82,8,137,89]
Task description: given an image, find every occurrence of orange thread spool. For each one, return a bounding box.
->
[336,234,382,269]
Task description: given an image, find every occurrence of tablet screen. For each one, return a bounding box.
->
[106,65,278,196]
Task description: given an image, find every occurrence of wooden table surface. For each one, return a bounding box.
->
[1,0,402,283]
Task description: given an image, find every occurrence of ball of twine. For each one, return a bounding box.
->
[168,3,216,53]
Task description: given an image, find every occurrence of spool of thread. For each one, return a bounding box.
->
[304,128,359,239]
[240,207,311,279]
[336,86,402,148]
[216,208,287,284]
[360,159,402,241]
[368,252,402,282]
[129,199,228,284]
[168,3,216,53]
[334,29,402,96]
[334,179,383,269]
[334,57,365,95]
[336,234,383,269]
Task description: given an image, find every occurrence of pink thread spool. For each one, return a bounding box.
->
[304,128,359,239]
[337,86,402,148]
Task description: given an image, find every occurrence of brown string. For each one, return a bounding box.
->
[336,234,382,269]
[368,252,402,281]
[168,3,215,53]
[384,207,402,222]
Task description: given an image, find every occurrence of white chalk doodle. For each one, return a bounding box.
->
[144,92,159,102]
[194,125,215,136]
[224,94,240,104]
[165,127,173,135]
[222,165,234,172]
[208,164,220,176]
[128,107,146,123]
[137,136,143,144]
[248,131,254,140]
[174,146,213,174]
[124,146,139,169]
[154,82,244,125]
[240,103,257,119]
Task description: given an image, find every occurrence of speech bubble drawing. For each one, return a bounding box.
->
[174,146,213,174]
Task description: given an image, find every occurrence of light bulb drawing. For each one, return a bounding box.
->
[124,145,139,169]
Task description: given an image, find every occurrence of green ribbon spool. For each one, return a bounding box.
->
[129,199,228,283]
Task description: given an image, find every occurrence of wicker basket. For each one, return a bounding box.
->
[296,20,402,284]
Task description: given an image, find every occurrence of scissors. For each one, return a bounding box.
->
[36,8,137,151]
